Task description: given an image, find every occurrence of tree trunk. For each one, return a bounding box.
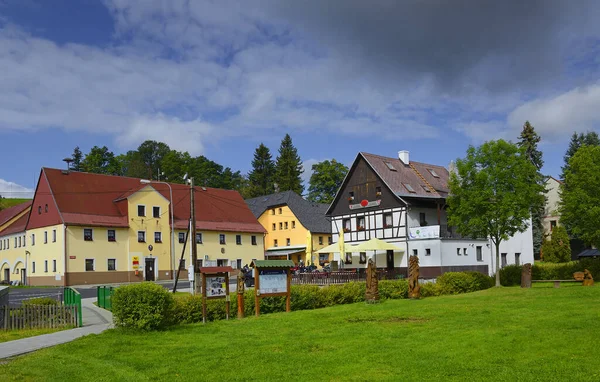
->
[495,240,501,287]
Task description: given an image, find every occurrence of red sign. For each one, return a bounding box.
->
[349,200,381,210]
[69,256,76,259]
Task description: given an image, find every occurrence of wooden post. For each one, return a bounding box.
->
[255,268,260,317]
[225,273,230,320]
[286,268,291,313]
[202,273,207,324]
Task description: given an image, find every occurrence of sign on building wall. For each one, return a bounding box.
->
[206,276,227,297]
[258,269,287,294]
[409,226,440,239]
[132,256,140,270]
[349,199,381,210]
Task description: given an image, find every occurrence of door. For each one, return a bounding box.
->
[386,250,394,269]
[145,259,155,281]
[3,268,9,283]
[20,269,26,285]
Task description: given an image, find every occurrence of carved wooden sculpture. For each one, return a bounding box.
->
[408,255,421,299]
[521,263,532,288]
[583,269,594,287]
[365,258,379,303]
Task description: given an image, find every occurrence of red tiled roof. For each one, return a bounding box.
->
[0,201,32,227]
[41,168,265,233]
[360,153,449,199]
[0,213,28,236]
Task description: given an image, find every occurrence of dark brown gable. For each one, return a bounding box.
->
[328,155,405,216]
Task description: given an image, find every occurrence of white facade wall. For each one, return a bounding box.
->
[406,207,447,228]
[494,219,535,272]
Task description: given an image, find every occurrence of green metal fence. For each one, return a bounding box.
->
[97,286,114,311]
[63,287,83,327]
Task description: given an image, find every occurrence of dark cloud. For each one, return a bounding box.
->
[261,0,600,94]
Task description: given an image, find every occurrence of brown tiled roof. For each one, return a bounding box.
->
[0,201,31,227]
[41,168,265,234]
[360,152,449,199]
[0,213,28,236]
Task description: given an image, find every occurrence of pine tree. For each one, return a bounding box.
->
[247,143,276,197]
[561,131,600,181]
[274,134,304,195]
[517,121,545,259]
[72,146,83,171]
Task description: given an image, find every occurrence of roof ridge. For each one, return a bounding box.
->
[409,163,438,195]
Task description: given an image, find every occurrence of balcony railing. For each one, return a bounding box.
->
[409,224,486,240]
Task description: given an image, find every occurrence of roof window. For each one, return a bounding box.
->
[428,168,440,178]
[384,161,397,171]
[402,183,416,193]
[421,185,431,193]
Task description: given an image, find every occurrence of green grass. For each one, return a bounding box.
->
[0,328,67,343]
[2,286,600,381]
[0,198,31,209]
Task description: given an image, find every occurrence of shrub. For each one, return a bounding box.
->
[540,226,571,263]
[378,280,408,300]
[112,282,174,330]
[436,272,494,294]
[498,264,523,286]
[498,259,600,285]
[420,281,441,297]
[22,297,58,306]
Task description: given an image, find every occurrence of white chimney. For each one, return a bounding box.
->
[398,150,409,165]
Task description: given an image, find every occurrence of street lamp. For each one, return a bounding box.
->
[140,179,175,279]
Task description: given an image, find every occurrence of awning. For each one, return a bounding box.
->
[577,248,600,258]
[265,247,306,258]
[352,238,404,252]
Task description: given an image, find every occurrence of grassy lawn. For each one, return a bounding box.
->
[2,286,600,381]
[0,198,31,209]
[0,328,67,343]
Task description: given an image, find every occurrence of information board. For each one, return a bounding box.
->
[206,276,227,297]
[258,269,287,294]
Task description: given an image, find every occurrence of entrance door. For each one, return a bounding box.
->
[20,269,26,285]
[145,259,155,281]
[3,268,9,283]
[386,250,394,269]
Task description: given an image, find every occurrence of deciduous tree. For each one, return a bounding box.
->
[307,159,349,204]
[448,140,545,286]
[81,146,120,175]
[274,134,304,195]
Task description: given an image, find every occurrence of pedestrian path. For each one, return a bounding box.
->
[0,297,113,359]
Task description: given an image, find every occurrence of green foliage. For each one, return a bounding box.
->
[560,145,600,248]
[498,264,523,286]
[81,146,120,175]
[112,283,174,331]
[307,159,349,203]
[560,131,600,181]
[420,282,442,297]
[448,140,545,286]
[436,272,494,294]
[71,146,83,171]
[540,225,571,263]
[498,259,600,285]
[136,140,171,179]
[274,134,304,195]
[247,143,276,197]
[22,297,58,306]
[517,121,543,170]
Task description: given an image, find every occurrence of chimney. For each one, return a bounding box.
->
[398,150,409,165]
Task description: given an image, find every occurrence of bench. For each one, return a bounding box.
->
[531,280,582,288]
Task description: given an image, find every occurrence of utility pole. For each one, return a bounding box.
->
[190,177,198,295]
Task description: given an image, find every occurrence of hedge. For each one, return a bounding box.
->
[498,259,600,286]
[22,297,59,306]
[112,282,174,330]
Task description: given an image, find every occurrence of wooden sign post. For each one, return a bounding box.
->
[251,260,294,317]
[199,266,233,323]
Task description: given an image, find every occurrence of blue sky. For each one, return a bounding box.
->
[1,0,600,198]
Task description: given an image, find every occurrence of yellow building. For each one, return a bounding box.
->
[17,168,265,286]
[0,202,31,284]
[246,191,332,266]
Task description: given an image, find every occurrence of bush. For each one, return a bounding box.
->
[540,226,571,263]
[498,258,600,285]
[436,272,494,295]
[112,283,174,330]
[22,297,58,306]
[420,281,441,297]
[498,264,523,286]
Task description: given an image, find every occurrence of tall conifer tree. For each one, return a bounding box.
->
[247,143,276,197]
[274,134,304,195]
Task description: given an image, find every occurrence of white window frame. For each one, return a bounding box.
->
[52,229,57,243]
[31,234,35,246]
[153,206,161,218]
[52,260,56,272]
[44,260,48,273]
[85,258,95,272]
[137,204,146,217]
[138,231,146,243]
[84,228,93,241]
[108,229,116,242]
[154,231,162,243]
[236,235,242,245]
[107,258,117,271]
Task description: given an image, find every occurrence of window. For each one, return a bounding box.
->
[108,230,116,242]
[18,236,21,247]
[32,262,35,273]
[278,208,282,215]
[23,235,26,247]
[384,213,393,228]
[219,234,226,245]
[85,259,95,272]
[550,220,557,231]
[328,237,333,245]
[44,231,48,244]
[217,259,227,267]
[274,239,278,247]
[345,253,353,264]
[413,249,418,256]
[251,235,257,245]
[403,183,416,193]
[279,222,283,230]
[178,232,185,243]
[457,248,461,256]
[154,232,162,243]
[14,237,17,248]
[359,252,367,264]
[196,259,203,269]
[285,222,288,229]
[357,217,365,230]
[286,238,291,246]
[45,204,48,212]
[419,213,427,226]
[384,161,397,171]
[348,191,355,201]
[292,221,296,229]
[343,218,351,232]
[427,168,440,178]
[271,209,275,215]
[84,229,93,241]
[515,253,521,266]
[236,235,242,245]
[52,229,56,242]
[272,223,276,231]
[44,260,48,273]
[237,259,242,269]
[138,205,146,217]
[463,248,467,256]
[501,253,507,268]
[319,253,329,265]
[179,259,186,270]
[196,233,203,244]
[421,185,431,193]
[153,206,160,218]
[476,246,483,262]
[52,260,56,272]
[138,231,146,243]
[319,236,323,245]
[426,248,431,256]
[376,186,382,196]
[38,206,42,214]
[108,259,116,271]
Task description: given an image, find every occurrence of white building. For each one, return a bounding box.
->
[326,151,534,277]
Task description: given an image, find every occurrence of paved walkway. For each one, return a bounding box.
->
[0,297,113,359]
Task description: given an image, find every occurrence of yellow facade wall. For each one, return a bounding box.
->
[0,231,27,283]
[27,224,65,286]
[65,226,129,272]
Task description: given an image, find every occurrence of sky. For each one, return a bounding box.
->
[1,0,600,198]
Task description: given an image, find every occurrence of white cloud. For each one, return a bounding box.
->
[301,158,322,188]
[0,179,33,199]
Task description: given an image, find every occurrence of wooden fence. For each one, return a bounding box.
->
[2,304,80,330]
